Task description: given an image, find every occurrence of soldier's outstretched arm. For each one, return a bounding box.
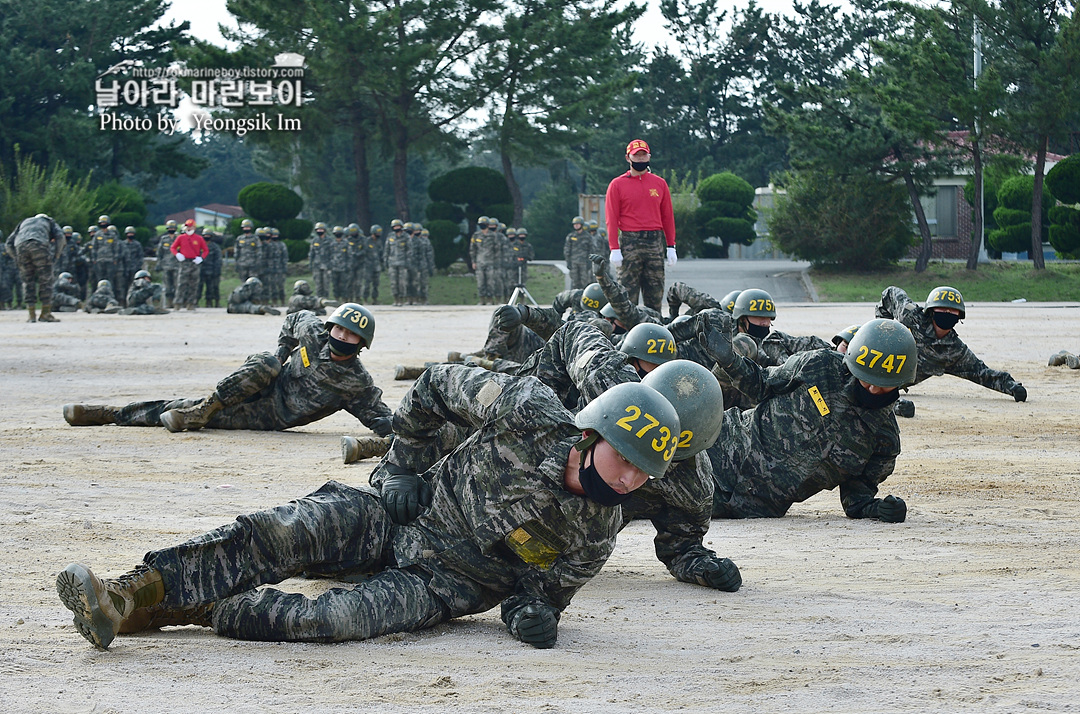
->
[839,434,903,521]
[876,285,916,321]
[946,344,1024,397]
[668,280,721,316]
[591,253,647,328]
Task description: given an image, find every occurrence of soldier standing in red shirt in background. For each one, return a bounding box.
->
[604,139,677,313]
[171,219,209,311]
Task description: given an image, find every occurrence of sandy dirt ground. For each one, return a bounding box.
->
[1,300,1079,714]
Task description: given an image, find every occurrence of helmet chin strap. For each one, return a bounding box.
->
[574,430,602,467]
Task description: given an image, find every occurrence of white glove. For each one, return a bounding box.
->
[194,256,203,265]
[175,253,186,262]
[609,249,623,268]
[666,246,678,267]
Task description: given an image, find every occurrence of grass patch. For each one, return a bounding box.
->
[810,261,1080,302]
[210,263,565,307]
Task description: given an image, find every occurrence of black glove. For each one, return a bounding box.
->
[1012,384,1027,402]
[493,304,529,332]
[380,472,433,525]
[876,494,907,523]
[697,310,736,368]
[369,416,393,437]
[589,253,609,276]
[691,556,742,592]
[509,603,559,649]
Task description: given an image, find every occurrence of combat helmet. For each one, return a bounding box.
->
[326,302,375,349]
[620,323,678,366]
[62,225,73,234]
[58,272,74,282]
[165,220,177,230]
[832,324,860,348]
[97,215,110,225]
[403,222,415,233]
[332,225,344,236]
[390,219,404,230]
[572,215,584,226]
[575,382,681,480]
[245,276,262,286]
[580,282,608,312]
[241,219,254,230]
[370,224,383,237]
[124,226,136,236]
[133,270,151,285]
[96,279,112,290]
[347,223,361,236]
[719,290,741,314]
[732,289,776,320]
[518,227,528,237]
[314,222,327,232]
[642,359,724,460]
[293,279,312,295]
[925,286,966,320]
[477,216,490,229]
[844,318,918,388]
[587,219,599,231]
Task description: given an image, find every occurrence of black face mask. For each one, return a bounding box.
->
[576,439,632,507]
[611,321,627,336]
[854,382,900,410]
[630,160,650,172]
[633,361,649,379]
[744,321,770,340]
[932,311,960,331]
[328,334,360,358]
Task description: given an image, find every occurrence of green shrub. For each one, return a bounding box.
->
[285,239,309,263]
[425,201,464,223]
[1049,205,1080,257]
[1045,154,1080,205]
[696,172,756,257]
[237,182,303,222]
[428,167,511,209]
[988,175,1053,252]
[278,217,313,242]
[427,219,464,269]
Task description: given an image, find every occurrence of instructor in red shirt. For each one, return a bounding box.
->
[170,218,209,311]
[604,139,676,313]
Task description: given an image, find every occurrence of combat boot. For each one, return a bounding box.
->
[893,398,915,418]
[118,601,214,634]
[1067,353,1080,370]
[447,351,464,363]
[103,304,120,314]
[394,364,427,380]
[341,435,392,464]
[38,305,60,322]
[259,305,281,316]
[463,355,495,370]
[63,404,119,426]
[1048,350,1071,367]
[26,304,36,323]
[55,562,164,649]
[159,394,224,432]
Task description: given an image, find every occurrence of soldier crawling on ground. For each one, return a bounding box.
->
[56,369,684,651]
[227,277,281,315]
[52,272,84,312]
[84,279,121,314]
[286,279,340,315]
[62,303,394,436]
[121,270,169,315]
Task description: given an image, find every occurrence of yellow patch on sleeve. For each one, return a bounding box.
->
[300,346,310,368]
[808,386,829,416]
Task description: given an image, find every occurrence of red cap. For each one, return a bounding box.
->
[184,219,196,227]
[625,139,650,156]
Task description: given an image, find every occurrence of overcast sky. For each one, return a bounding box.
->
[162,0,805,52]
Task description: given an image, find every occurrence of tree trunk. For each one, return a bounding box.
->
[391,117,410,220]
[351,109,371,230]
[1030,133,1048,270]
[966,143,984,271]
[907,172,934,273]
[501,150,523,227]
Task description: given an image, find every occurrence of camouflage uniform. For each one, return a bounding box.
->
[383,230,411,305]
[108,310,392,432]
[287,293,326,315]
[615,230,666,313]
[0,247,18,307]
[759,331,833,365]
[120,236,144,301]
[266,237,289,304]
[666,281,722,317]
[54,233,81,279]
[85,282,120,312]
[494,228,511,300]
[52,275,82,309]
[130,366,619,644]
[90,225,122,289]
[361,233,383,304]
[564,227,593,290]
[155,231,179,307]
[308,231,333,298]
[469,228,501,302]
[234,230,262,281]
[124,281,165,314]
[520,288,590,341]
[329,234,353,302]
[875,286,1022,396]
[226,281,271,314]
[594,260,663,329]
[199,236,223,307]
[509,237,534,287]
[5,216,64,310]
[408,231,435,304]
[707,348,901,519]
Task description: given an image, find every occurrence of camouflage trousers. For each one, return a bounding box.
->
[52,291,81,308]
[266,271,285,304]
[413,270,430,301]
[175,261,201,307]
[388,266,409,300]
[144,480,450,642]
[616,230,666,313]
[237,263,260,281]
[112,352,284,429]
[362,268,380,303]
[160,268,178,306]
[475,264,499,299]
[332,271,351,302]
[199,271,220,306]
[568,259,592,290]
[227,301,266,314]
[16,241,53,307]
[313,268,332,300]
[480,318,545,361]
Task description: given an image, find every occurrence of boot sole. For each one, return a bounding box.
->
[56,564,117,649]
[159,410,185,433]
[342,436,357,463]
